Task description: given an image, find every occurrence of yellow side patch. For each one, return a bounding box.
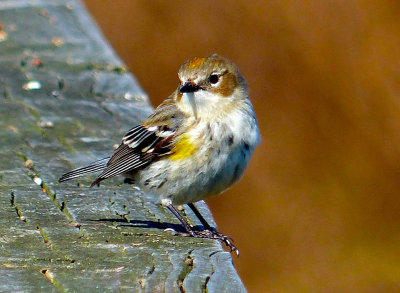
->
[170,134,198,161]
[189,57,206,69]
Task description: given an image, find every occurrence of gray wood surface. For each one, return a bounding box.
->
[0,0,246,292]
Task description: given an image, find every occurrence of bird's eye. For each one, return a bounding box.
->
[209,74,219,84]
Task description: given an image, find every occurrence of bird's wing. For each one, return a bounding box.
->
[90,96,187,186]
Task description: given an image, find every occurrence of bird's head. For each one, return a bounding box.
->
[176,54,248,119]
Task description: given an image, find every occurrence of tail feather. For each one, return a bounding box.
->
[58,157,109,183]
[90,177,104,187]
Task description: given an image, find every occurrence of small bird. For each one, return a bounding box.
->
[59,54,261,255]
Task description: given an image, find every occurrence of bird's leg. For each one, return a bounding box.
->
[187,202,213,230]
[187,203,239,256]
[165,203,193,233]
[164,200,239,255]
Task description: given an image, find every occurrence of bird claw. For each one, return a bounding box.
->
[189,229,239,256]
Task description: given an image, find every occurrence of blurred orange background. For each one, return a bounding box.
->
[84,1,400,291]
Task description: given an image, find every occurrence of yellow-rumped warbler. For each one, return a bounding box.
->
[59,54,261,254]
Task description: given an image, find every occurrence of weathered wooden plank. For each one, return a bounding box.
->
[0,0,246,291]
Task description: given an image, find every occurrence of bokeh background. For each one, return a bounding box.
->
[83,1,400,291]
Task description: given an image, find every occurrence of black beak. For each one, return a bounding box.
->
[180,82,200,93]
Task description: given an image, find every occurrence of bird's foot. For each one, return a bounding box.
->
[164,227,239,256]
[189,229,239,256]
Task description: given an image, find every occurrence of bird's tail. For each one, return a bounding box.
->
[58,157,109,183]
